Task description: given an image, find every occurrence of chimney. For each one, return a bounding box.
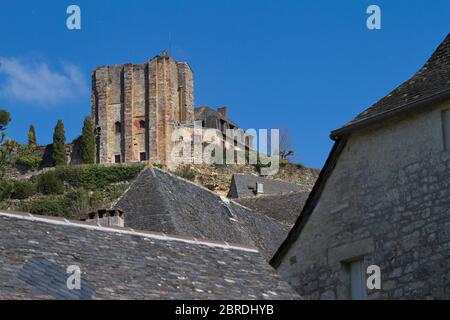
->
[217,107,228,118]
[85,209,124,227]
[256,182,264,195]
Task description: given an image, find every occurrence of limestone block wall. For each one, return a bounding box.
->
[277,100,450,299]
[177,62,194,122]
[131,63,147,161]
[92,52,194,165]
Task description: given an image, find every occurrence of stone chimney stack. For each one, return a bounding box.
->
[217,107,228,118]
[85,209,124,227]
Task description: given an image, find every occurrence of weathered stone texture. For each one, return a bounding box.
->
[132,64,146,161]
[92,52,194,165]
[177,62,194,122]
[278,100,450,299]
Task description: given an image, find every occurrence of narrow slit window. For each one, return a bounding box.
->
[115,122,122,134]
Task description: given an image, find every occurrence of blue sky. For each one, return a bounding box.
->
[0,0,449,168]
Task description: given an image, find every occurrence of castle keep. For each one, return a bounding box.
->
[92,51,194,165]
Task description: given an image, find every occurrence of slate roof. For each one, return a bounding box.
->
[272,33,450,267]
[332,33,450,138]
[234,191,310,226]
[227,174,308,199]
[194,106,238,128]
[0,211,299,300]
[114,168,288,260]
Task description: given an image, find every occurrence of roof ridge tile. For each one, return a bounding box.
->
[0,210,258,253]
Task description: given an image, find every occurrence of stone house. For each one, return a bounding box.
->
[92,52,251,168]
[271,33,450,299]
[194,106,252,151]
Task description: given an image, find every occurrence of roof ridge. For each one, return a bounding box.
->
[332,32,450,137]
[0,210,258,253]
[236,189,310,200]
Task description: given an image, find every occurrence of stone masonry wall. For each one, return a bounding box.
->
[177,62,194,122]
[92,52,194,166]
[278,100,450,299]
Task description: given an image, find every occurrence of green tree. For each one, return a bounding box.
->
[28,125,37,146]
[52,119,67,166]
[0,109,11,144]
[80,116,95,164]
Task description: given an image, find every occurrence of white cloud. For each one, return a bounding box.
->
[0,56,88,106]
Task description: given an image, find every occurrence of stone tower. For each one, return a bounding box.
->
[91,51,194,165]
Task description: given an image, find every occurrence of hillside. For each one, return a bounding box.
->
[1,142,319,218]
[172,163,320,196]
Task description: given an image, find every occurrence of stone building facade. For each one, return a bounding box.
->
[92,51,194,166]
[271,33,450,299]
[92,52,252,168]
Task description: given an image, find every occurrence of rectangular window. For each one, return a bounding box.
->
[114,155,121,163]
[442,109,450,151]
[348,259,367,300]
[115,122,122,134]
[140,152,146,162]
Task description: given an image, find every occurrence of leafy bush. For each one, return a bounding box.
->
[0,180,14,201]
[153,162,163,169]
[11,180,36,200]
[27,197,68,217]
[16,155,42,170]
[255,159,272,173]
[65,190,90,218]
[279,159,288,168]
[55,164,144,189]
[37,171,65,195]
[173,166,196,181]
[0,180,36,200]
[295,163,306,169]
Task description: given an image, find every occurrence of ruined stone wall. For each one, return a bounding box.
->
[131,64,147,161]
[92,52,194,166]
[278,100,450,299]
[177,62,194,122]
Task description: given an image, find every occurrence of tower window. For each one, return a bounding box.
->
[114,155,121,163]
[115,122,122,134]
[140,152,147,161]
[139,120,146,129]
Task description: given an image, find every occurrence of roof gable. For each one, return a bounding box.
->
[115,168,288,260]
[332,33,450,138]
[271,33,450,267]
[228,174,308,198]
